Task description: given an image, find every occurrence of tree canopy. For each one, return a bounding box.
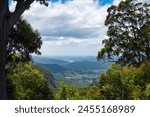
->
[98,61,150,100]
[97,0,150,66]
[7,62,53,100]
[7,18,42,63]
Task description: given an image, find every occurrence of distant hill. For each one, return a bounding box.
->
[39,64,66,73]
[50,56,98,62]
[32,63,57,88]
[32,56,113,72]
[62,61,112,70]
[32,56,114,88]
[32,56,69,65]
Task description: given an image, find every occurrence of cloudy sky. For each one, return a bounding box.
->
[10,0,149,56]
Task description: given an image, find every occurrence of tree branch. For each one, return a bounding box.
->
[9,0,34,30]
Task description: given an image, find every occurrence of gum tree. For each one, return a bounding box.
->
[97,0,150,66]
[0,0,48,99]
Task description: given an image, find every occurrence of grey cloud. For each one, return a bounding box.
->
[41,26,102,39]
[23,1,108,40]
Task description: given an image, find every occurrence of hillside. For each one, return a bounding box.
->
[62,61,112,70]
[32,63,57,89]
[32,56,69,65]
[39,63,66,73]
[33,56,112,71]
[32,56,113,88]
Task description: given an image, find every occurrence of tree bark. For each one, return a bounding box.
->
[0,26,8,100]
[0,0,9,100]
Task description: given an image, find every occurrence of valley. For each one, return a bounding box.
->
[32,56,113,88]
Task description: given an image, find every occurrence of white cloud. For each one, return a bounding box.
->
[23,0,108,39]
[40,40,102,56]
[9,1,17,12]
[10,0,149,56]
[20,0,109,56]
[42,37,102,46]
[140,0,150,3]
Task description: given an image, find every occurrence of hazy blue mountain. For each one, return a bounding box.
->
[32,56,69,65]
[32,56,114,87]
[39,64,66,73]
[32,56,113,72]
[62,61,112,70]
[50,56,98,62]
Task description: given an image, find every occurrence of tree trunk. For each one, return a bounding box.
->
[0,17,9,99]
[0,0,9,99]
[0,28,7,99]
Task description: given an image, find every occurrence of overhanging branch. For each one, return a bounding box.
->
[9,0,34,30]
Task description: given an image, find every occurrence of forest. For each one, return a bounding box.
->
[0,0,150,100]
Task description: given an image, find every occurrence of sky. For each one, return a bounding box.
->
[9,0,149,57]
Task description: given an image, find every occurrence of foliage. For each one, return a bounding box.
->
[54,82,77,100]
[98,61,150,100]
[7,18,42,63]
[54,82,101,100]
[33,63,57,89]
[144,84,150,99]
[98,0,150,66]
[6,62,53,100]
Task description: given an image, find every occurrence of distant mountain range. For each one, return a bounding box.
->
[39,63,66,73]
[62,61,111,70]
[32,56,69,65]
[32,56,113,73]
[32,56,114,87]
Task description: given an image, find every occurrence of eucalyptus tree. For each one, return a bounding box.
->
[0,0,48,99]
[98,0,150,66]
